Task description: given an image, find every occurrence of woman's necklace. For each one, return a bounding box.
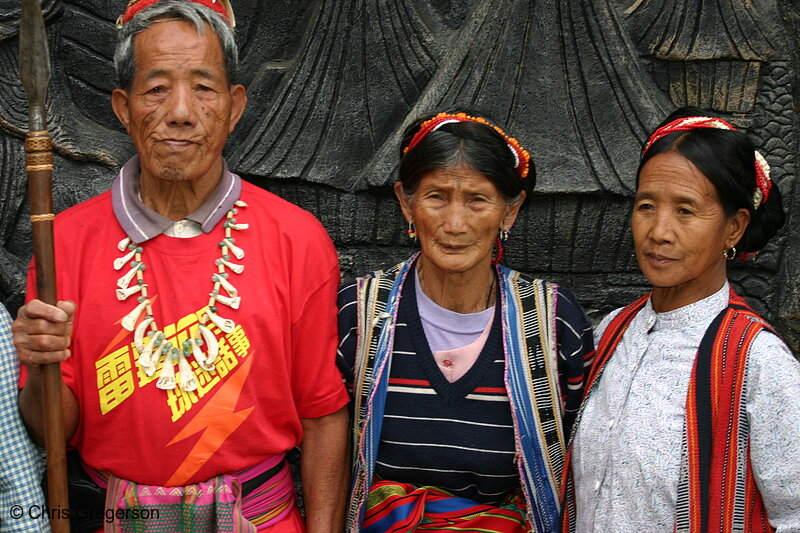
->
[113,200,248,392]
[485,275,496,309]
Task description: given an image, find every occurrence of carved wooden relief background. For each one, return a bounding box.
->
[1,0,797,351]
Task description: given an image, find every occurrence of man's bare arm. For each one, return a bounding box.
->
[300,406,350,533]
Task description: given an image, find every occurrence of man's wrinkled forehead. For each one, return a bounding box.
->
[131,19,226,82]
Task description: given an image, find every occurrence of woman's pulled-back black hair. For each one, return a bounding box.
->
[397,109,535,205]
[638,106,785,253]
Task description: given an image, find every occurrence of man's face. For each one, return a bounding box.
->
[112,20,246,184]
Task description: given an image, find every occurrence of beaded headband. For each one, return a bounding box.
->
[402,112,531,179]
[117,0,235,28]
[643,116,772,210]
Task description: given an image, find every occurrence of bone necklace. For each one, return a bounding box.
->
[114,200,248,392]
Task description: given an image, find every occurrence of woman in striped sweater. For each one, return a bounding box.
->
[338,111,594,532]
[564,107,800,532]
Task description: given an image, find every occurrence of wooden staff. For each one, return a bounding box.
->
[19,1,70,531]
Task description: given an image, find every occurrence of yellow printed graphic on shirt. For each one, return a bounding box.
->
[95,307,251,421]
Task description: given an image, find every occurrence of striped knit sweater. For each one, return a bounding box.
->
[338,268,593,504]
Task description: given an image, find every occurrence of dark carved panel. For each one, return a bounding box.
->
[661,60,761,114]
[1,0,798,353]
[228,0,673,193]
[618,0,790,113]
[615,0,786,61]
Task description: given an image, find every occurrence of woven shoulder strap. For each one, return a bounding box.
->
[499,269,565,531]
[350,264,401,427]
[677,290,776,533]
[346,258,413,532]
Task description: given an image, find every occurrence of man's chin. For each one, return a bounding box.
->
[155,166,190,182]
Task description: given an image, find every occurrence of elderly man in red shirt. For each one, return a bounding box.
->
[13,1,349,531]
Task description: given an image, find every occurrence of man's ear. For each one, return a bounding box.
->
[111,88,131,132]
[227,84,247,133]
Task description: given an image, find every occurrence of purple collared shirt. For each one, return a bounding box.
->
[111,156,242,243]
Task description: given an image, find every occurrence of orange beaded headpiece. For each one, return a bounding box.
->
[117,0,235,28]
[643,116,772,210]
[403,112,531,179]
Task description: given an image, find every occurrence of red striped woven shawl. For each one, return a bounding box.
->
[562,289,775,532]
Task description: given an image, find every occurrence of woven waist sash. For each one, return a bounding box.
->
[362,480,529,533]
[90,453,294,532]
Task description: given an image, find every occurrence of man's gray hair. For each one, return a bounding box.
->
[114,0,238,90]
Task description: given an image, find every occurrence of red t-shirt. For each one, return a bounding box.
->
[25,181,348,485]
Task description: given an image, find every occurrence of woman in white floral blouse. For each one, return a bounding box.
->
[564,106,800,532]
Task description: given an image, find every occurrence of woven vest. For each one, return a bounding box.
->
[562,289,775,532]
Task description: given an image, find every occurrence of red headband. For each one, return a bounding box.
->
[643,116,772,209]
[117,0,235,28]
[403,112,531,179]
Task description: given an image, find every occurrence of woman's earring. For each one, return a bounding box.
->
[407,221,416,240]
[492,238,504,266]
[723,246,737,260]
[492,228,510,266]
